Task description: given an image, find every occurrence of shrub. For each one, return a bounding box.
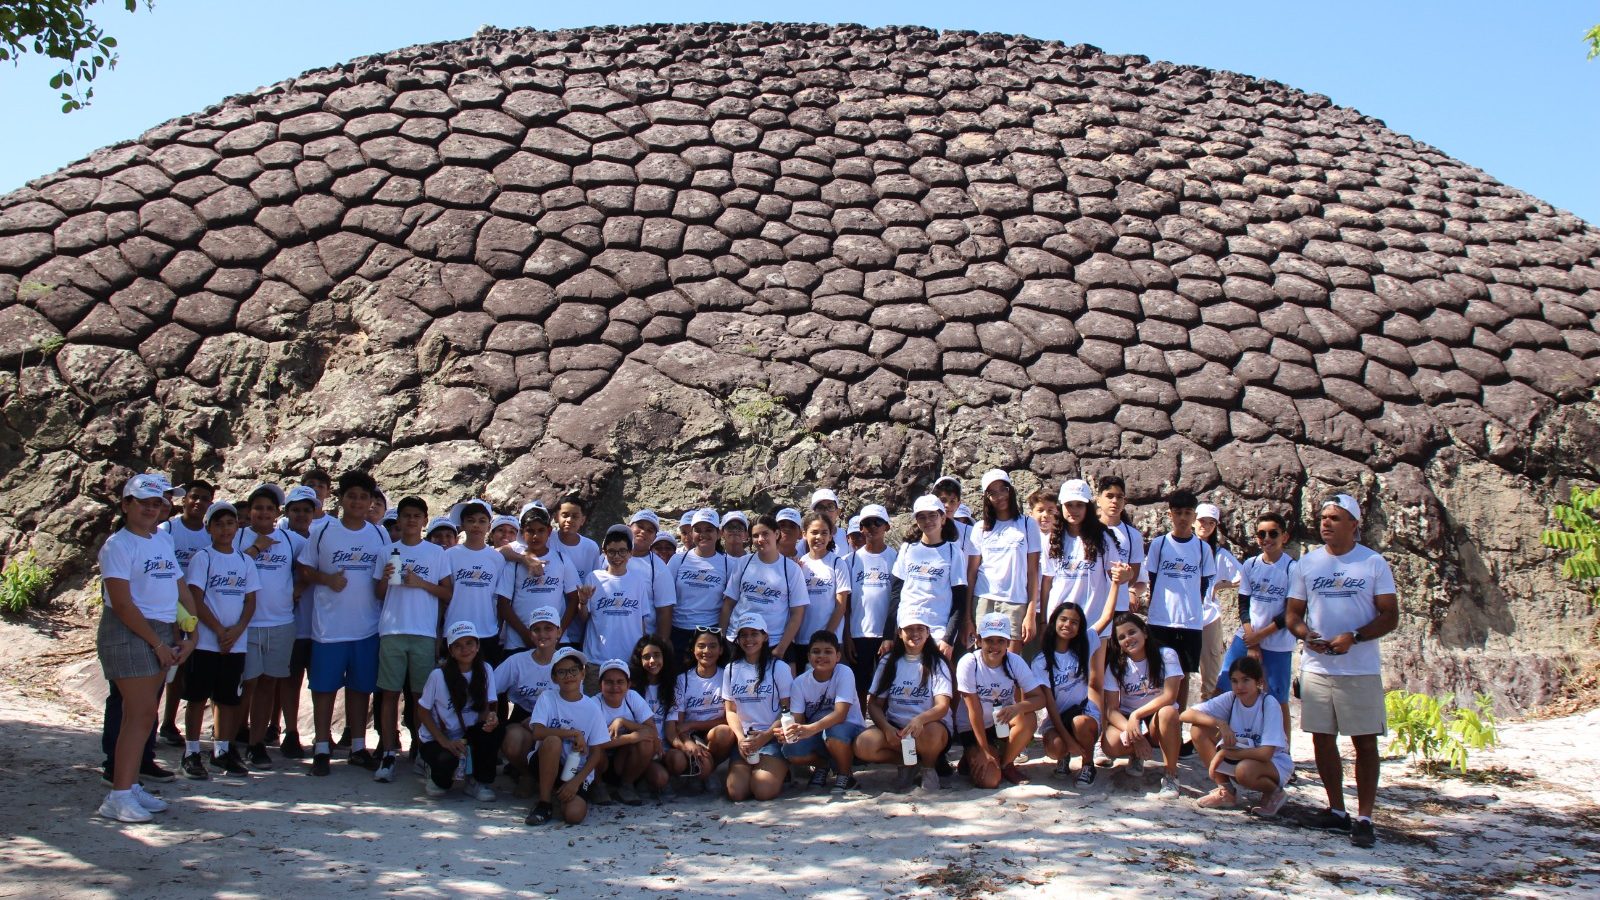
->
[1385,689,1499,773]
[0,551,53,615]
[1541,485,1600,604]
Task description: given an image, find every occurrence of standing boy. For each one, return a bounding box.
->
[181,501,260,779]
[374,496,452,782]
[1138,490,1216,728]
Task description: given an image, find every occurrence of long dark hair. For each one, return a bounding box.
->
[630,634,676,719]
[981,482,1020,530]
[1041,602,1092,686]
[738,628,775,693]
[1052,505,1112,566]
[873,625,949,697]
[1105,611,1165,690]
[800,510,835,553]
[442,645,490,726]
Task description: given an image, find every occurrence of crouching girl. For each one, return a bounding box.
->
[1029,602,1106,785]
[721,612,793,801]
[414,622,503,801]
[1181,655,1292,816]
[853,613,953,794]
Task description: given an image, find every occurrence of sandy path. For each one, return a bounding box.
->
[0,615,1595,899]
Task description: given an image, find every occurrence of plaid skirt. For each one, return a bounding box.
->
[98,611,176,681]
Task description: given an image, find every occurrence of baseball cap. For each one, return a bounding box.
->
[449,498,494,527]
[445,621,479,644]
[730,611,767,633]
[629,509,661,528]
[931,475,962,495]
[897,609,939,630]
[653,532,678,549]
[551,646,587,669]
[598,658,630,678]
[858,503,890,525]
[679,511,695,526]
[519,500,548,519]
[977,612,1013,640]
[911,495,944,516]
[285,485,322,509]
[1058,479,1094,505]
[122,473,180,501]
[528,606,560,626]
[248,483,287,507]
[691,507,721,528]
[490,514,519,532]
[1322,494,1362,522]
[721,510,748,529]
[425,516,457,536]
[519,504,552,526]
[775,507,803,527]
[810,488,840,509]
[1195,503,1221,522]
[381,508,398,525]
[203,501,238,526]
[954,504,975,521]
[980,469,1010,491]
[846,516,863,536]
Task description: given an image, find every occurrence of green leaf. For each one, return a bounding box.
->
[49,73,63,89]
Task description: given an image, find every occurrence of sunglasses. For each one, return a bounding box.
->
[1256,529,1282,540]
[695,626,722,635]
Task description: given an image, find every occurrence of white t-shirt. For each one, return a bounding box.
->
[99,528,183,621]
[797,552,850,640]
[1192,690,1293,784]
[233,526,302,629]
[494,551,579,649]
[795,525,848,557]
[288,527,316,639]
[892,541,967,640]
[1142,534,1217,630]
[418,665,483,743]
[1031,630,1104,714]
[1291,544,1396,677]
[598,688,656,733]
[1238,553,1298,653]
[159,517,211,571]
[642,682,667,735]
[1201,546,1243,627]
[952,520,979,558]
[295,518,389,643]
[1042,531,1114,631]
[378,539,448,638]
[954,650,1042,732]
[870,654,954,729]
[1105,646,1183,715]
[671,667,726,723]
[791,664,865,728]
[184,546,261,653]
[444,544,506,641]
[1104,521,1145,612]
[493,650,554,713]
[528,691,611,785]
[668,551,730,629]
[727,555,809,647]
[550,534,600,643]
[627,553,677,635]
[721,657,794,732]
[585,566,656,660]
[970,516,1042,605]
[847,547,897,639]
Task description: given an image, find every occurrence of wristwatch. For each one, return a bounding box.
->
[1349,631,1364,644]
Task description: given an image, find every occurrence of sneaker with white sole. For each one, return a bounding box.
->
[97,791,152,823]
[918,767,940,794]
[425,779,448,798]
[1158,775,1181,799]
[1126,756,1145,776]
[374,754,397,783]
[1254,786,1288,817]
[470,782,496,802]
[1075,765,1096,787]
[413,755,428,777]
[131,784,168,813]
[1053,759,1071,778]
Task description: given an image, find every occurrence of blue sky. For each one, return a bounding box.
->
[2,1,1596,223]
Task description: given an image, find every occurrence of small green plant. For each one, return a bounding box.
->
[1541,485,1600,604]
[0,552,54,615]
[1385,690,1499,773]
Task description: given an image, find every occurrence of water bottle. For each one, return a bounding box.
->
[561,748,582,781]
[453,753,468,782]
[388,549,403,585]
[900,733,918,765]
[165,645,182,683]
[993,703,1010,739]
[779,710,796,744]
[744,726,761,764]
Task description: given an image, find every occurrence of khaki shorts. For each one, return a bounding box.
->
[1199,617,1227,701]
[975,595,1030,642]
[1299,671,1386,737]
[377,634,438,694]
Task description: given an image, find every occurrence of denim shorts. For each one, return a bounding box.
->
[782,722,865,760]
[1216,637,1293,704]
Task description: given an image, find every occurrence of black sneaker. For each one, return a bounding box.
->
[140,758,177,783]
[808,766,830,789]
[1179,740,1196,759]
[245,743,274,770]
[213,751,250,777]
[336,727,352,748]
[1351,818,1376,849]
[311,752,331,776]
[158,724,184,747]
[348,749,380,770]
[182,752,210,781]
[525,801,553,826]
[233,724,251,744]
[1308,807,1353,832]
[280,733,306,759]
[265,722,281,745]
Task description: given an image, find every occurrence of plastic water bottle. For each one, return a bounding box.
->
[388,549,403,585]
[993,704,1010,739]
[779,710,796,744]
[165,645,182,683]
[561,748,582,781]
[744,726,761,764]
[900,733,918,765]
[453,753,468,782]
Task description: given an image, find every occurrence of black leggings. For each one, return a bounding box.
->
[420,727,502,788]
[849,637,882,698]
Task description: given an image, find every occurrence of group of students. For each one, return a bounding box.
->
[93,465,1396,849]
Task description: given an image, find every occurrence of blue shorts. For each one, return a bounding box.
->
[309,634,380,694]
[782,722,866,760]
[1217,636,1292,704]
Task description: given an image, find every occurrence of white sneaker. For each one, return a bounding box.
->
[131,784,169,813]
[98,791,152,823]
[470,782,496,802]
[424,780,447,798]
[413,755,428,777]
[373,756,396,783]
[1158,776,1181,799]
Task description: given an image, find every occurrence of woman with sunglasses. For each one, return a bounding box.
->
[1218,512,1298,752]
[666,625,732,794]
[668,508,730,662]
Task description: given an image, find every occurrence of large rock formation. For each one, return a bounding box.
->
[0,23,1596,706]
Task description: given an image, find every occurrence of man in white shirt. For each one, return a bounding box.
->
[1286,494,1399,851]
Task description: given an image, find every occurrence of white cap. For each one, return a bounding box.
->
[598,658,630,679]
[775,507,803,527]
[286,485,322,509]
[897,609,939,630]
[249,483,287,507]
[519,503,552,525]
[203,501,238,526]
[954,504,975,521]
[679,511,695,526]
[425,516,457,536]
[519,500,547,518]
[490,514,519,532]
[528,606,560,626]
[846,516,863,536]
[912,495,944,516]
[445,621,479,644]
[629,509,660,528]
[977,612,1013,640]
[653,532,678,549]
[858,503,890,524]
[1195,503,1221,522]
[551,646,587,669]
[1059,479,1094,505]
[721,510,748,529]
[691,507,721,528]
[731,611,767,633]
[980,469,1010,492]
[449,498,494,528]
[122,473,180,501]
[932,475,962,495]
[381,508,398,524]
[810,488,840,508]
[1322,494,1362,522]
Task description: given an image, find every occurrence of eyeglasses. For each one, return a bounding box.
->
[553,666,583,679]
[602,548,631,557]
[695,626,722,635]
[1256,530,1282,540]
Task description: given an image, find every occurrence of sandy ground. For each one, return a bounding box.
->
[0,607,1596,900]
